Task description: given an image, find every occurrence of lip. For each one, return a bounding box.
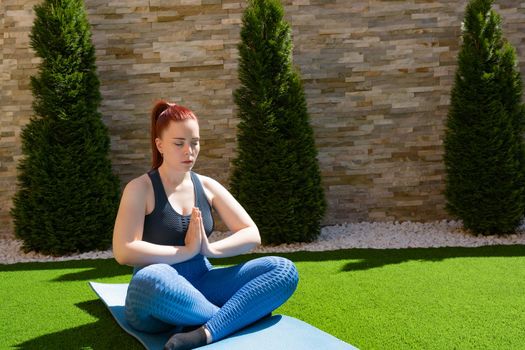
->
[182,160,193,164]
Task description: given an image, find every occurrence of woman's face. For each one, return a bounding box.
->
[156,119,200,171]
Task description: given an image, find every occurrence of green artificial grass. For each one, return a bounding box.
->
[1,246,524,349]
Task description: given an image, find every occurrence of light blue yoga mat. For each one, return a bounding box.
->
[89,281,358,350]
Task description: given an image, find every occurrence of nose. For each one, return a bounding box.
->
[183,143,192,155]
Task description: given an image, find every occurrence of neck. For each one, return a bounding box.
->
[157,164,191,189]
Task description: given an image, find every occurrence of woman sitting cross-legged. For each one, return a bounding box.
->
[112,100,299,350]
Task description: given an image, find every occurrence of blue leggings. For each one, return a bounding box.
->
[124,255,299,341]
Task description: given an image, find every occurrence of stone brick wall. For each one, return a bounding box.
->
[1,0,525,239]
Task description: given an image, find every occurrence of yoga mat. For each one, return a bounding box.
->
[89,281,358,350]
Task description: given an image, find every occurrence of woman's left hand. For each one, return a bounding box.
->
[199,218,217,257]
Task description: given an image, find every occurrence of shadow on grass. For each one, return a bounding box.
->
[213,244,525,272]
[1,245,524,281]
[0,258,133,281]
[337,245,525,271]
[13,300,143,350]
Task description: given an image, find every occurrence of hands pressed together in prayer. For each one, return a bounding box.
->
[185,207,216,258]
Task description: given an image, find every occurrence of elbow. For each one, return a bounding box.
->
[252,225,262,246]
[114,254,128,266]
[112,248,127,266]
[112,243,132,266]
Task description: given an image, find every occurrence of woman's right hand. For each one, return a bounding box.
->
[184,207,203,256]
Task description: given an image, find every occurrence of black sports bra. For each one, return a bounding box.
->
[141,169,214,246]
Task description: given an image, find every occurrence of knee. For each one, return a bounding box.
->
[130,263,174,289]
[135,263,174,279]
[265,256,299,292]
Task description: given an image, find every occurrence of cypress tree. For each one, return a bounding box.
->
[444,0,525,234]
[11,0,121,255]
[230,0,326,244]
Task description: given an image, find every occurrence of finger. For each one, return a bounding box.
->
[199,215,205,232]
[189,215,195,229]
[191,208,199,223]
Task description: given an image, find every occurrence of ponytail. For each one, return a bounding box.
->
[151,100,170,169]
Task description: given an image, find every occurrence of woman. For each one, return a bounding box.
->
[113,100,299,350]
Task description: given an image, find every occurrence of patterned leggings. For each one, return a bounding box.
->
[124,255,299,341]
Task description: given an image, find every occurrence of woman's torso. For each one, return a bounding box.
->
[142,169,214,246]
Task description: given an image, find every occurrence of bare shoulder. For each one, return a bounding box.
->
[195,174,227,204]
[197,173,221,186]
[122,173,153,203]
[125,174,150,193]
[197,173,226,190]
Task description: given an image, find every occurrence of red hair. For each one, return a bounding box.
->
[150,100,199,169]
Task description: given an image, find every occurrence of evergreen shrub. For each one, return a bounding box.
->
[444,0,525,234]
[11,0,120,255]
[230,0,326,244]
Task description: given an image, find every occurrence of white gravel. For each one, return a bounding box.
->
[1,220,524,265]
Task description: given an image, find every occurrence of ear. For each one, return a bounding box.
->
[155,137,163,155]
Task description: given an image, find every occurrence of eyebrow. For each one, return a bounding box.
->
[172,137,200,140]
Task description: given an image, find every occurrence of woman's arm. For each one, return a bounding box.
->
[112,177,201,266]
[199,176,261,258]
